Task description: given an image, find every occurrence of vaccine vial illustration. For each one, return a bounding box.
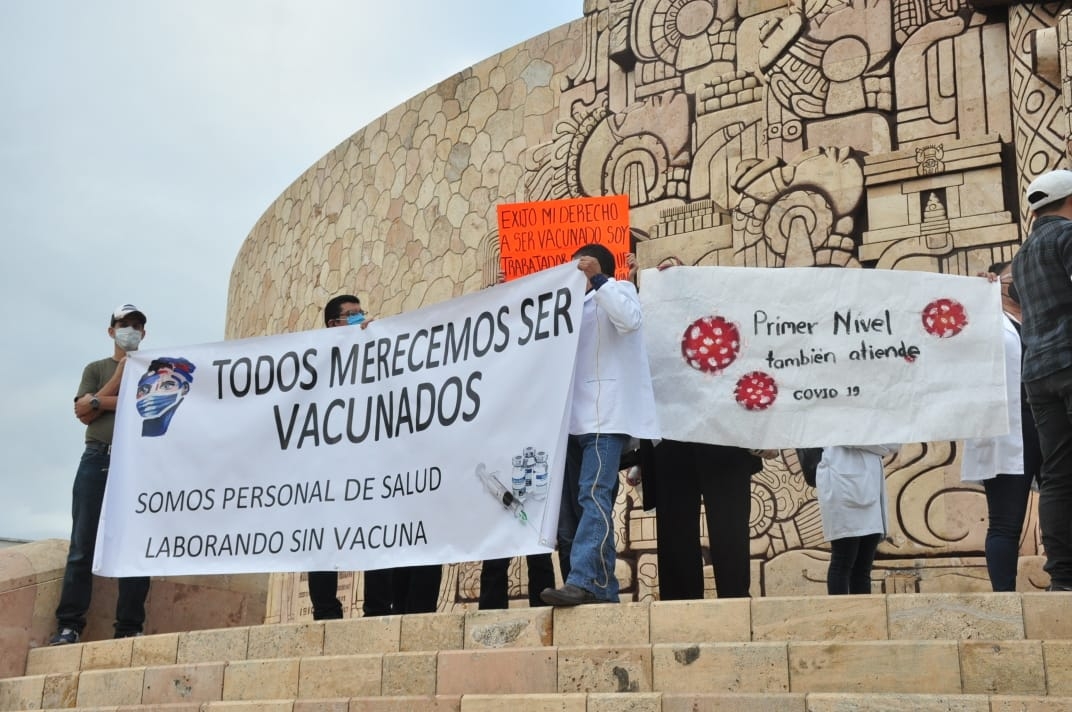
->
[533,451,549,499]
[511,455,527,500]
[523,446,536,488]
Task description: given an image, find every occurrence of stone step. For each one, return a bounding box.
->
[5,638,1072,709]
[7,592,1072,711]
[6,693,1072,712]
[21,592,1072,678]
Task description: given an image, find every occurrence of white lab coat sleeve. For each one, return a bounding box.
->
[592,279,643,333]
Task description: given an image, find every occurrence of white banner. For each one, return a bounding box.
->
[94,265,586,576]
[641,266,1007,448]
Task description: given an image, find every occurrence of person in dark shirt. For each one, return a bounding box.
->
[307,295,441,619]
[1012,169,1072,591]
[50,304,152,645]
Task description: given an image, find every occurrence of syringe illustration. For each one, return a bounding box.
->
[475,463,528,524]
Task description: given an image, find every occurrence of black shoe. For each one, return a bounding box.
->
[313,612,344,621]
[49,628,80,646]
[1047,583,1072,591]
[114,630,143,639]
[540,584,599,606]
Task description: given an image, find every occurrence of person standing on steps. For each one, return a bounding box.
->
[307,294,442,619]
[50,304,153,645]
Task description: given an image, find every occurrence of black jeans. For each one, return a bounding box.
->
[983,474,1034,591]
[390,565,443,614]
[306,571,343,620]
[479,555,555,608]
[653,440,753,599]
[1026,366,1072,587]
[362,569,395,616]
[827,534,881,595]
[360,566,442,615]
[55,445,150,636]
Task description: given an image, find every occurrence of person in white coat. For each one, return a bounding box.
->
[961,262,1041,591]
[817,444,899,594]
[541,243,660,606]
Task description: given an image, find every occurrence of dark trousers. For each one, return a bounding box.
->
[390,565,443,613]
[307,571,343,620]
[827,534,881,595]
[362,569,395,616]
[983,474,1034,591]
[1026,366,1072,587]
[652,440,754,599]
[55,445,150,636]
[479,555,555,609]
[312,565,443,618]
[556,436,584,581]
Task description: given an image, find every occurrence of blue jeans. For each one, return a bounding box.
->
[556,433,627,602]
[1026,366,1072,587]
[983,474,1034,591]
[55,444,150,636]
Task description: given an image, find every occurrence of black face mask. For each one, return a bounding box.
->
[1008,281,1020,305]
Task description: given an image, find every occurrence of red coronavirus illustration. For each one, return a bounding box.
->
[681,316,741,373]
[921,298,968,338]
[734,371,778,411]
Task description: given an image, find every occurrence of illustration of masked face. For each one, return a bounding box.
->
[136,370,187,418]
[135,357,196,437]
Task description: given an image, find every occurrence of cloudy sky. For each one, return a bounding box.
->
[1,0,581,541]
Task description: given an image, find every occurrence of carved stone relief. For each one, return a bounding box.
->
[235,0,1072,619]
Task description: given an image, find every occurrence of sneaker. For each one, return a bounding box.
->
[114,630,143,639]
[48,628,80,646]
[539,583,600,606]
[1047,583,1072,592]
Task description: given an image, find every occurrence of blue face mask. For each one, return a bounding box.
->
[137,392,182,419]
[347,312,366,326]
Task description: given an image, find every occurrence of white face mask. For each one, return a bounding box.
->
[114,326,143,352]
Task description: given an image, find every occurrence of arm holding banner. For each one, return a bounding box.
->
[592,280,644,333]
[74,358,125,424]
[95,356,126,399]
[577,251,643,333]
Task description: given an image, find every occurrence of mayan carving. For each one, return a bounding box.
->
[730,146,865,267]
[237,0,1072,618]
[1010,4,1071,232]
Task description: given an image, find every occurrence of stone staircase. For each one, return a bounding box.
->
[3,592,1072,711]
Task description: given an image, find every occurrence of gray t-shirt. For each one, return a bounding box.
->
[77,357,119,445]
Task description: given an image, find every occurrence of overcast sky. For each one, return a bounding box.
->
[1,0,581,542]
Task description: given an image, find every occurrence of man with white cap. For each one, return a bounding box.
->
[1012,169,1072,591]
[49,304,152,644]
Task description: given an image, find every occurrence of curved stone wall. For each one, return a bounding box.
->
[231,1,1072,618]
[225,23,583,339]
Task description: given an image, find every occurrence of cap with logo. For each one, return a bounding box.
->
[111,303,147,325]
[1026,169,1072,212]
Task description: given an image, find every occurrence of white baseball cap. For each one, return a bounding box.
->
[1026,169,1072,212]
[111,303,147,324]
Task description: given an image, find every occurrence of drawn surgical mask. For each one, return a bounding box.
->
[114,326,143,352]
[346,312,366,326]
[136,391,182,419]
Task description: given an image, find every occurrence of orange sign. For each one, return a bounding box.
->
[497,195,631,281]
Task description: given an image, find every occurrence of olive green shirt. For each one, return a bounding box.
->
[77,357,119,445]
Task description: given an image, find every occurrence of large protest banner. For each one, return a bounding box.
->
[497,195,631,281]
[641,266,1007,448]
[94,265,586,577]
